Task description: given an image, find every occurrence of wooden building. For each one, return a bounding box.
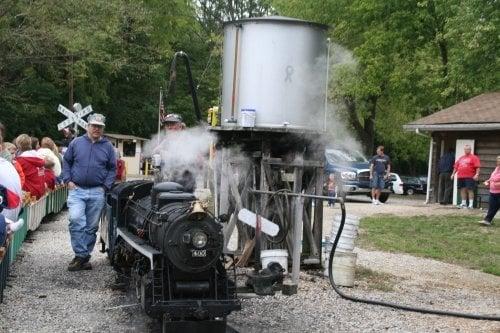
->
[404,91,500,208]
[105,133,149,175]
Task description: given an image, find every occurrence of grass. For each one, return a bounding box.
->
[358,215,500,276]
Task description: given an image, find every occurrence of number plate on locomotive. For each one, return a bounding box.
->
[191,249,207,257]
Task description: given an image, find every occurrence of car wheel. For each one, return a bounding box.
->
[406,188,414,195]
[378,193,389,203]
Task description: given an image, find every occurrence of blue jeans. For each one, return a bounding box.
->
[328,190,336,206]
[371,173,385,189]
[67,186,105,258]
[485,192,499,223]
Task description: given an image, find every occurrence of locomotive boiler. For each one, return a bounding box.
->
[99,180,240,332]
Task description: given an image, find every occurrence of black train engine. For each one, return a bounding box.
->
[100,180,240,332]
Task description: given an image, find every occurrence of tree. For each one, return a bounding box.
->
[196,0,274,32]
[0,0,209,139]
[272,0,498,173]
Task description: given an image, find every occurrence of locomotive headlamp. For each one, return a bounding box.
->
[192,231,208,248]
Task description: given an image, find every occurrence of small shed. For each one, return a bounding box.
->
[105,133,149,175]
[404,91,500,208]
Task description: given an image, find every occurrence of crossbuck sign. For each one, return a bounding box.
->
[57,103,93,131]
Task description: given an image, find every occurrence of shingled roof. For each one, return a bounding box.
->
[404,91,500,131]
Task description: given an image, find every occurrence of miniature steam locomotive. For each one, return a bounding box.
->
[99,180,240,332]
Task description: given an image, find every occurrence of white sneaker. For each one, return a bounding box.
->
[377,200,383,205]
[372,199,378,205]
[458,204,466,209]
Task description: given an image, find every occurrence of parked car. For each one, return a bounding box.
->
[418,175,428,194]
[389,173,404,195]
[324,149,392,202]
[400,176,425,195]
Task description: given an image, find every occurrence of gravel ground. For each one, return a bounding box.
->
[1,198,499,332]
[0,211,155,333]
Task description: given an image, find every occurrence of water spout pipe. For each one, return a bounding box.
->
[166,51,202,122]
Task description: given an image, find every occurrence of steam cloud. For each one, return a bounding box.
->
[322,43,364,155]
[144,126,216,186]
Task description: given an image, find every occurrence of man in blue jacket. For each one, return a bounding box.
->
[63,113,116,271]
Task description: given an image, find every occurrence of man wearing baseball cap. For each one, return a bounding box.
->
[63,113,116,271]
[161,113,183,132]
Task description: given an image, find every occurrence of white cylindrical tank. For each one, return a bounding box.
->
[221,16,328,131]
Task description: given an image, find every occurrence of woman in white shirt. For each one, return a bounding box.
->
[38,137,61,177]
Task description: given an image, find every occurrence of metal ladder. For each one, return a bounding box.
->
[151,259,164,304]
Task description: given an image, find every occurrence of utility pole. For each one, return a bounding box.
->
[68,55,77,135]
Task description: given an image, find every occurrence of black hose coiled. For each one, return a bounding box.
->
[328,199,500,321]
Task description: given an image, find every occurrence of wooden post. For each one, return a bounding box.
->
[313,167,324,261]
[291,195,304,285]
[259,142,271,250]
[219,148,230,215]
[291,156,304,286]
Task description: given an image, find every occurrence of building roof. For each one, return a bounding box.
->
[404,91,500,131]
[105,133,148,141]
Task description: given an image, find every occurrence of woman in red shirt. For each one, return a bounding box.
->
[14,134,46,199]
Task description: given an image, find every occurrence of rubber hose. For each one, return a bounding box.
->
[328,199,500,321]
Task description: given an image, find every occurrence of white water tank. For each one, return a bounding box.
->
[221,16,328,131]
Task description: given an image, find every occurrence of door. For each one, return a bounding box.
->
[452,139,475,205]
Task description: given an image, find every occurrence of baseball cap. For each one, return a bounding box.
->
[162,113,182,123]
[88,113,106,126]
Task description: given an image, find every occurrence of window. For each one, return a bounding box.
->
[123,141,136,157]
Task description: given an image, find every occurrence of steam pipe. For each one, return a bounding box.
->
[167,51,202,122]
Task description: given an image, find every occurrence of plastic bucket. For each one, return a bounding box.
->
[261,249,288,274]
[241,109,256,127]
[324,251,357,287]
[333,222,357,236]
[336,236,355,252]
[331,214,360,252]
[334,214,360,226]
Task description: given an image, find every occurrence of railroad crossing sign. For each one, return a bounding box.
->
[57,103,93,131]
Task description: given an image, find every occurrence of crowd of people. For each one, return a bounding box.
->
[0,115,127,264]
[0,124,75,203]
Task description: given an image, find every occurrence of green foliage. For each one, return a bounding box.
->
[0,0,497,175]
[0,0,219,141]
[272,0,499,173]
[359,214,500,276]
